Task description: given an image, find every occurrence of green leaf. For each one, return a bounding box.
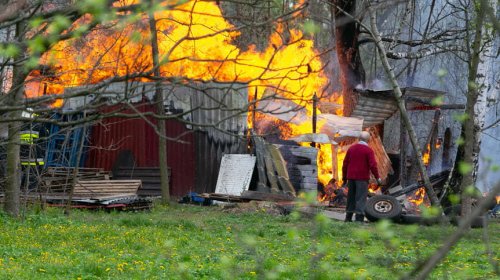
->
[458,161,472,175]
[431,95,444,106]
[448,194,461,205]
[78,0,107,15]
[491,164,500,172]
[437,69,448,77]
[453,113,469,123]
[465,185,479,196]
[1,44,20,58]
[48,15,71,34]
[468,81,478,90]
[303,191,317,204]
[29,17,45,28]
[421,206,440,218]
[403,224,418,234]
[25,56,41,70]
[375,219,394,239]
[302,21,320,36]
[455,136,465,146]
[73,24,90,38]
[130,31,142,43]
[159,55,169,66]
[27,36,47,54]
[353,228,370,242]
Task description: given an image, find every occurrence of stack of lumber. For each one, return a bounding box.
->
[276,144,318,192]
[72,179,142,200]
[113,167,170,196]
[41,167,110,193]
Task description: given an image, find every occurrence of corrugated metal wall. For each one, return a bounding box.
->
[85,102,195,197]
[190,83,248,193]
[84,81,248,196]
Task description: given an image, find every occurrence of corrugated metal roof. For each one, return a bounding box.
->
[350,87,446,127]
[350,90,397,128]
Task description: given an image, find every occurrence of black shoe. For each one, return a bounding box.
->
[344,213,353,222]
[355,214,365,222]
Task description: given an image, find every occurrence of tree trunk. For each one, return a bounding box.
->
[331,0,364,116]
[148,1,170,204]
[367,5,440,207]
[4,20,27,217]
[458,0,493,219]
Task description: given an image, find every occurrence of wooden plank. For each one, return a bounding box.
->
[261,150,280,193]
[263,156,280,193]
[73,180,142,197]
[267,144,296,196]
[253,137,270,191]
[277,176,296,196]
[241,190,295,201]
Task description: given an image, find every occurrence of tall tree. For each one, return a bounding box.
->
[148,0,170,204]
[451,0,497,219]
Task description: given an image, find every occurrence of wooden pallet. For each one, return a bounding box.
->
[41,167,111,193]
[72,180,142,200]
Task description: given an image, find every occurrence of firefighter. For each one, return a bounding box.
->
[342,131,382,222]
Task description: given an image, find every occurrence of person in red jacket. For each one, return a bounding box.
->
[342,131,382,222]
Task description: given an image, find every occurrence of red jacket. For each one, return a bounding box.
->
[342,142,380,181]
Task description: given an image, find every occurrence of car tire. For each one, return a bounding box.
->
[365,195,403,222]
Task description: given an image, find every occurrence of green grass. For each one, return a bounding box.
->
[0,204,498,280]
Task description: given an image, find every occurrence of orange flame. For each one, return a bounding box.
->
[496,196,500,204]
[406,188,430,213]
[422,144,431,166]
[30,1,327,102]
[27,0,345,190]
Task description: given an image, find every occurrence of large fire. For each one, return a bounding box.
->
[27,0,344,190]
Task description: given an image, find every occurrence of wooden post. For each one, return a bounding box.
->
[148,3,170,203]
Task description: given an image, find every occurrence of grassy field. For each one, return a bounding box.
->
[0,202,498,280]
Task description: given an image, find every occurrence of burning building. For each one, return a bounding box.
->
[3,0,468,211]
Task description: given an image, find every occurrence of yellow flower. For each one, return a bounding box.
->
[250,271,256,275]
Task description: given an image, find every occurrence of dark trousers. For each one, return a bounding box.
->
[346,180,368,216]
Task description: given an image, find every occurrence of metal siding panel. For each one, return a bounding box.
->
[86,103,196,197]
[166,119,195,197]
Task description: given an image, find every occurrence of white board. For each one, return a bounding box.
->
[215,154,256,196]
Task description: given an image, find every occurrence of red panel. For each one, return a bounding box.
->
[165,119,195,196]
[86,102,195,197]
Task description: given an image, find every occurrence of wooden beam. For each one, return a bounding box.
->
[253,136,270,192]
[267,144,296,196]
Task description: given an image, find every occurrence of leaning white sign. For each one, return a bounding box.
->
[215,154,256,196]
